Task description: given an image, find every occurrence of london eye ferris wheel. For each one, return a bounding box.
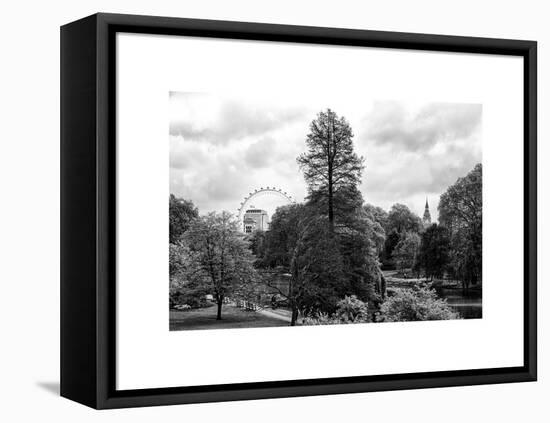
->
[237,187,295,232]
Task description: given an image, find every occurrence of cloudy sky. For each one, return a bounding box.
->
[169,92,482,221]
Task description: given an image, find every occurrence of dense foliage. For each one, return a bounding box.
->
[378,286,460,322]
[297,109,365,229]
[183,212,258,319]
[302,295,369,325]
[256,204,345,324]
[392,232,421,273]
[168,110,482,326]
[387,203,423,235]
[253,109,384,323]
[416,224,450,280]
[380,204,423,269]
[169,194,199,244]
[438,164,482,289]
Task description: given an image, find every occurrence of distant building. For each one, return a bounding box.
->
[243,208,269,233]
[422,198,432,228]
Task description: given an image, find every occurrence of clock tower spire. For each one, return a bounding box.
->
[423,197,432,228]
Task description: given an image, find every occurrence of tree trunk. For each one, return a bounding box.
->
[380,272,387,298]
[216,300,223,320]
[327,117,334,230]
[290,307,299,326]
[328,164,334,230]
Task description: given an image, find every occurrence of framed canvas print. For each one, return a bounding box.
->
[60,13,537,409]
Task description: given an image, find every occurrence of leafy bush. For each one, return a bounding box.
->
[333,295,369,322]
[301,312,342,326]
[302,295,369,325]
[377,286,460,322]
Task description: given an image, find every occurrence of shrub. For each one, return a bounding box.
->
[377,286,460,322]
[301,312,342,326]
[333,295,369,322]
[302,295,369,325]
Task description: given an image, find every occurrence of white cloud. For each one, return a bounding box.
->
[169,93,482,220]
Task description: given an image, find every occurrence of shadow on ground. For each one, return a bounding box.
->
[36,381,59,396]
[170,304,289,331]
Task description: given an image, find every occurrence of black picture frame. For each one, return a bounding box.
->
[60,12,537,409]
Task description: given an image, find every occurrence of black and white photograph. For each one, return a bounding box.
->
[168,93,483,331]
[0,0,544,418]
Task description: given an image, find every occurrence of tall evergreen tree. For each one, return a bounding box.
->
[297,109,365,230]
[296,110,383,311]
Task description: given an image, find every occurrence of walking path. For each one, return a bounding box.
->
[231,299,292,323]
[255,307,292,323]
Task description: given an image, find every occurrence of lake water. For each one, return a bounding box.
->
[434,287,482,319]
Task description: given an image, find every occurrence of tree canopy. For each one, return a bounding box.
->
[387,203,423,235]
[169,194,199,244]
[258,204,344,324]
[364,204,389,234]
[439,163,482,233]
[392,231,421,273]
[183,211,258,319]
[438,164,482,288]
[297,109,365,229]
[416,224,450,280]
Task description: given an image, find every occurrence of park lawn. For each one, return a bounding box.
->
[170,304,289,331]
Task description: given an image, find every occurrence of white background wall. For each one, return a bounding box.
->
[0,0,547,421]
